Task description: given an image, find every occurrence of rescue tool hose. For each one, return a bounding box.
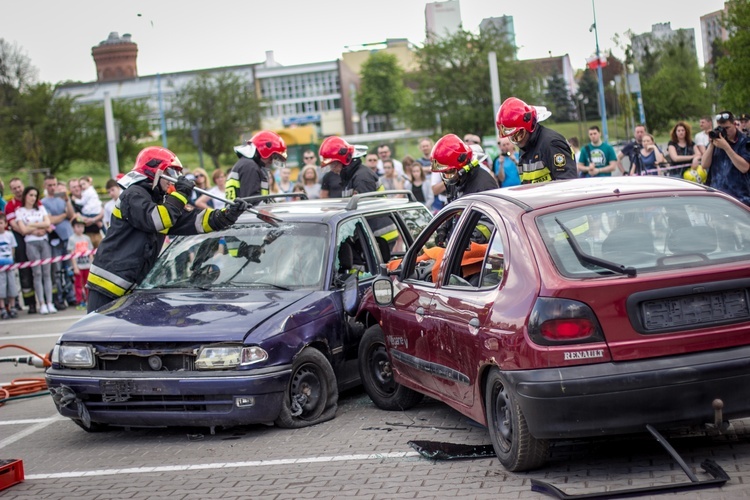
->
[0,344,51,407]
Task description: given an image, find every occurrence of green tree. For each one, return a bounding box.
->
[576,69,600,119]
[637,32,709,133]
[76,99,152,167]
[716,0,750,110]
[171,72,263,169]
[356,52,410,131]
[0,82,89,174]
[545,73,575,122]
[406,27,536,136]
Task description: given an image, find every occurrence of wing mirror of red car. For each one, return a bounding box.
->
[372,277,394,306]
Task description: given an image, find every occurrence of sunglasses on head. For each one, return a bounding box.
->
[716,113,733,122]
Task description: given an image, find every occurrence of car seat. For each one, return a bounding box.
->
[666,225,717,254]
[601,223,655,258]
[375,236,390,262]
[337,240,354,282]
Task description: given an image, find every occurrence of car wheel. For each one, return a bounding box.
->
[485,369,548,472]
[358,325,423,411]
[275,348,338,429]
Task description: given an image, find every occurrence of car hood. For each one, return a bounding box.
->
[60,290,312,343]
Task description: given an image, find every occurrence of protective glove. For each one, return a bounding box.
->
[174,175,195,199]
[226,199,247,224]
[210,199,247,230]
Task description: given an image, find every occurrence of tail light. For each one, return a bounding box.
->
[528,297,604,346]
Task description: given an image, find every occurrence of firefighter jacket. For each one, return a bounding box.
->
[341,160,384,196]
[519,125,577,184]
[88,181,228,300]
[449,163,499,202]
[225,156,268,202]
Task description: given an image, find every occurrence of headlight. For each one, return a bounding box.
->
[195,345,268,370]
[58,344,95,368]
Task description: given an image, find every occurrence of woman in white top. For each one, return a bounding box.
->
[195,169,227,210]
[299,166,321,199]
[15,186,56,314]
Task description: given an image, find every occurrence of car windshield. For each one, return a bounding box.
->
[139,223,328,290]
[537,195,750,278]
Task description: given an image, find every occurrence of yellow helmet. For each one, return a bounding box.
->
[683,165,707,184]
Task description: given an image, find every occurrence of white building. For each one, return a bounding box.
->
[425,0,462,41]
[631,22,698,66]
[700,7,729,66]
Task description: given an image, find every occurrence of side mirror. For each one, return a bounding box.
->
[342,274,360,316]
[372,277,394,306]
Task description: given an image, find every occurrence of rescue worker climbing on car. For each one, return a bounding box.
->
[226,131,287,203]
[319,136,383,196]
[86,147,247,313]
[496,97,577,184]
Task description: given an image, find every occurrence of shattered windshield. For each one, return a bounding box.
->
[537,195,750,278]
[140,223,328,290]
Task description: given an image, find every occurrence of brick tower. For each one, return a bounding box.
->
[92,32,138,82]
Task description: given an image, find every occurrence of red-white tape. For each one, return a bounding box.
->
[0,249,97,272]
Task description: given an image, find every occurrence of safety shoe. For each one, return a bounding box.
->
[40,304,49,315]
[27,303,37,314]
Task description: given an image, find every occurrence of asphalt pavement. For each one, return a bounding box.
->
[0,308,749,499]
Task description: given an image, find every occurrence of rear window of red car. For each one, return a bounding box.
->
[537,195,750,278]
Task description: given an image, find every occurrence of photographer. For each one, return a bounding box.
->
[494,137,521,187]
[702,111,750,206]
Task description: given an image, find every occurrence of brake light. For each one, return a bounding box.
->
[528,297,604,346]
[540,318,595,341]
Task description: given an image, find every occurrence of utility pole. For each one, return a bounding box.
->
[591,0,608,142]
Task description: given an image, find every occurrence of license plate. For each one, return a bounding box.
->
[100,380,166,396]
[642,289,750,330]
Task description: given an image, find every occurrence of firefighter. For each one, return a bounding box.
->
[430,134,498,203]
[226,131,287,203]
[319,136,383,196]
[86,147,247,313]
[496,97,577,184]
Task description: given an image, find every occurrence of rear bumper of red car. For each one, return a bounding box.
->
[502,344,750,439]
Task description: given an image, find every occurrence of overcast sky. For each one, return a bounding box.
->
[2,0,727,85]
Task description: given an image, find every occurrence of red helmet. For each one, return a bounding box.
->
[496,97,537,139]
[319,136,355,167]
[132,147,183,181]
[250,131,287,160]
[431,134,474,185]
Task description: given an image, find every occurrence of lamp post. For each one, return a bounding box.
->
[137,13,168,148]
[591,0,608,142]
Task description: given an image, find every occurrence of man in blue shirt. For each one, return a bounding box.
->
[494,137,521,187]
[702,111,750,206]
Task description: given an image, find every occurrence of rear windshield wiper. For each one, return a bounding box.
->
[554,218,637,277]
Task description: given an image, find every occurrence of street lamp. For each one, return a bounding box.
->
[137,13,168,148]
[590,0,608,142]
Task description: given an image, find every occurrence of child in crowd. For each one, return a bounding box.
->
[68,218,94,311]
[102,179,122,232]
[0,213,18,319]
[75,176,103,228]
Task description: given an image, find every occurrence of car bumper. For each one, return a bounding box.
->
[502,345,750,439]
[46,364,292,428]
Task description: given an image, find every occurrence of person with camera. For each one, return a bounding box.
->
[701,111,750,206]
[494,137,521,187]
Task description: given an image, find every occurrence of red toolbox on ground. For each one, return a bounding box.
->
[0,459,24,491]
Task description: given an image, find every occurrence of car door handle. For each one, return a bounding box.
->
[469,318,480,328]
[416,307,425,316]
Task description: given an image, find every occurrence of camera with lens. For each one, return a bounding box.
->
[708,127,727,140]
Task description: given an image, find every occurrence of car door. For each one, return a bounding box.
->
[380,206,465,393]
[427,206,504,407]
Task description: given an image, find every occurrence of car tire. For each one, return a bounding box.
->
[275,348,338,429]
[485,369,548,472]
[358,325,423,411]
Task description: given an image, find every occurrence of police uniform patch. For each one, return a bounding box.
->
[554,153,566,167]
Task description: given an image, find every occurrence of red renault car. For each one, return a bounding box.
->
[356,176,750,471]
